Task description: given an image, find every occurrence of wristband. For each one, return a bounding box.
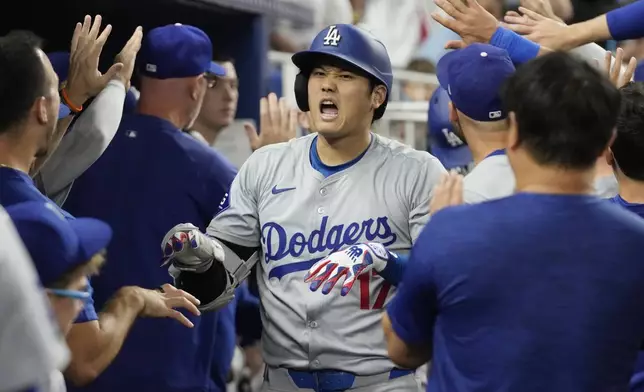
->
[490,26,540,65]
[60,87,83,114]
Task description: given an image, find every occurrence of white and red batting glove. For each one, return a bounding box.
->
[304,243,397,296]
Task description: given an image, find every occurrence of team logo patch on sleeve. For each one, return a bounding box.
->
[215,192,230,216]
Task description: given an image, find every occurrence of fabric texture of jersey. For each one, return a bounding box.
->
[208,132,446,375]
[0,166,97,323]
[64,113,237,392]
[388,193,644,392]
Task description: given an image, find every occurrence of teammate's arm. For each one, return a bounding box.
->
[383,225,438,369]
[36,80,127,199]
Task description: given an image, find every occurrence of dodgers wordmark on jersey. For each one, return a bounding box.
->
[208,133,446,375]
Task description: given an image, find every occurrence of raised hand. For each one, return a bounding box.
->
[65,15,124,107]
[502,7,571,50]
[137,283,201,328]
[161,223,225,273]
[113,26,143,90]
[601,47,637,89]
[432,0,500,50]
[429,171,464,215]
[244,93,298,152]
[304,243,395,296]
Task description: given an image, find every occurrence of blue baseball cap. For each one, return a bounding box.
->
[138,24,226,79]
[6,202,112,287]
[428,87,473,169]
[437,43,515,122]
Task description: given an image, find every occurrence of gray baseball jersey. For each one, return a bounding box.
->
[464,153,619,203]
[0,207,69,391]
[208,133,446,375]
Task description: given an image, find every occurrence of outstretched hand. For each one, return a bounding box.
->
[432,0,499,50]
[245,93,298,152]
[137,284,201,328]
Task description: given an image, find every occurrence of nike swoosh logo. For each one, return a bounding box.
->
[272,185,296,195]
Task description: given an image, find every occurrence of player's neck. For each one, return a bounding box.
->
[616,173,644,204]
[0,135,35,174]
[316,131,371,166]
[137,99,190,130]
[462,128,507,165]
[513,159,596,195]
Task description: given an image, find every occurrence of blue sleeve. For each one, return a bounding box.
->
[386,228,438,344]
[74,280,98,323]
[606,0,644,41]
[378,254,408,286]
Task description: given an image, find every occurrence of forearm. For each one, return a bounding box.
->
[30,116,74,177]
[39,80,126,196]
[65,286,143,385]
[382,313,432,369]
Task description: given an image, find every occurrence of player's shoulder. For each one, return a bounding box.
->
[371,134,444,170]
[242,133,314,168]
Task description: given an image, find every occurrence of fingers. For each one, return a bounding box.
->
[340,270,365,296]
[603,50,612,78]
[505,10,521,18]
[278,97,289,133]
[321,267,349,295]
[308,262,336,292]
[70,22,82,54]
[259,96,269,137]
[304,259,332,282]
[518,6,546,21]
[288,108,298,138]
[612,48,624,84]
[445,40,466,50]
[267,93,280,132]
[450,172,464,205]
[168,309,195,328]
[502,21,534,35]
[88,14,102,40]
[101,63,124,85]
[431,12,457,32]
[94,24,112,58]
[243,122,259,150]
[434,0,464,20]
[166,295,201,317]
[623,56,638,86]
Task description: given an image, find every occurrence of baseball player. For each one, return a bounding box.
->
[385,51,644,392]
[162,24,445,392]
[427,87,474,176]
[605,81,644,391]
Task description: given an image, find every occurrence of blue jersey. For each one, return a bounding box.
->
[64,114,237,392]
[388,193,644,392]
[0,166,97,323]
[609,195,644,392]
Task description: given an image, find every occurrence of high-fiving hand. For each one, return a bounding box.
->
[137,284,201,328]
[432,0,500,50]
[65,15,124,107]
[113,26,143,90]
[600,47,637,89]
[244,93,298,152]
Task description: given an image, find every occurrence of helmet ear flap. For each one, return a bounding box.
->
[374,101,387,121]
[294,72,310,112]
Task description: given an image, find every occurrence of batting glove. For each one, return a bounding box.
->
[304,242,397,296]
[161,223,225,273]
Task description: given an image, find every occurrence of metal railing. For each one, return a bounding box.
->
[268,50,438,150]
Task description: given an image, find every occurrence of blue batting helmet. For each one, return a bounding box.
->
[291,24,393,120]
[428,87,473,170]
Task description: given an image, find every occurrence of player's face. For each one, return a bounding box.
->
[47,275,88,335]
[197,62,239,131]
[307,65,384,138]
[34,50,61,158]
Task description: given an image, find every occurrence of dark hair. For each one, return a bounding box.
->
[0,30,48,135]
[212,53,234,64]
[406,58,436,74]
[612,82,644,180]
[502,51,621,169]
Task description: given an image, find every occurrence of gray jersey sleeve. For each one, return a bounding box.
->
[408,154,447,241]
[38,80,126,202]
[206,149,264,248]
[0,207,69,391]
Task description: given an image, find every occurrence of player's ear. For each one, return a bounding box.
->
[190,75,205,101]
[448,102,458,123]
[371,85,387,111]
[507,111,520,151]
[34,96,49,125]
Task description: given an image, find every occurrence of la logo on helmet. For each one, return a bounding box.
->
[323,26,342,46]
